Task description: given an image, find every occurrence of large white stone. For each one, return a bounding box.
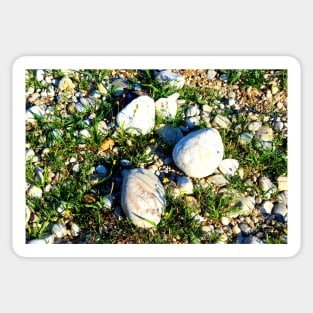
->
[172,128,224,178]
[116,96,155,135]
[121,168,166,228]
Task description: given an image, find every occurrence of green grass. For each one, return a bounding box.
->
[25,69,288,244]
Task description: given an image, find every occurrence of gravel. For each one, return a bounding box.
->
[25,69,288,244]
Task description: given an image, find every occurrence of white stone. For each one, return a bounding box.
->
[52,129,63,140]
[172,128,224,178]
[227,196,255,218]
[35,70,45,82]
[71,223,81,237]
[26,105,46,122]
[27,186,42,198]
[259,176,277,196]
[256,126,273,150]
[207,70,217,80]
[176,176,193,194]
[116,96,155,135]
[272,203,288,221]
[25,148,35,161]
[121,168,166,228]
[277,176,288,191]
[259,200,274,214]
[219,159,239,177]
[79,129,91,138]
[52,223,67,238]
[248,121,262,132]
[212,115,232,129]
[221,216,230,226]
[155,93,179,119]
[155,70,185,89]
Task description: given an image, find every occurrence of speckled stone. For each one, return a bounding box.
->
[121,168,166,228]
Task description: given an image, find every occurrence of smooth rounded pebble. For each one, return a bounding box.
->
[219,159,239,177]
[116,95,155,135]
[172,128,224,178]
[121,168,166,228]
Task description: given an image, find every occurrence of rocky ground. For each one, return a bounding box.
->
[25,69,288,244]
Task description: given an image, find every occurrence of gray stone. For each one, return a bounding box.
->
[239,133,253,145]
[121,168,166,228]
[156,125,184,147]
[259,176,277,197]
[276,191,288,206]
[274,121,284,132]
[155,70,185,89]
[172,128,224,178]
[244,236,263,244]
[116,95,155,135]
[256,126,273,150]
[227,196,255,218]
[272,203,288,222]
[259,200,274,214]
[111,79,129,96]
[239,222,251,236]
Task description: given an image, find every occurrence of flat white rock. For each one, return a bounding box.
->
[155,70,185,89]
[172,128,224,178]
[121,168,166,228]
[155,92,179,119]
[116,96,155,135]
[176,176,193,194]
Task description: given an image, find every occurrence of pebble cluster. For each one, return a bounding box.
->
[25,69,288,244]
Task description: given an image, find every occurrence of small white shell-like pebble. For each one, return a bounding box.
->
[52,223,67,238]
